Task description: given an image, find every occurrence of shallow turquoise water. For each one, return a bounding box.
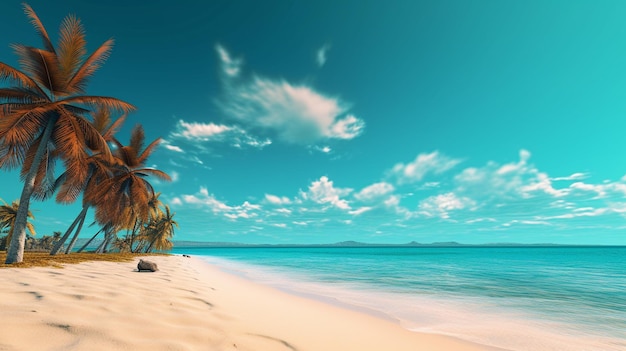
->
[172,246,626,351]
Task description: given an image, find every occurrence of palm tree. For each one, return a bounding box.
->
[143,205,178,252]
[0,4,135,263]
[87,125,170,253]
[0,199,35,250]
[49,109,127,255]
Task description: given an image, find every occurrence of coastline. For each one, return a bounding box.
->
[0,254,503,351]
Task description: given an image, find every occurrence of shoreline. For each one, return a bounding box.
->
[0,254,503,351]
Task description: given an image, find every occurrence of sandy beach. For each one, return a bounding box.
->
[0,255,504,351]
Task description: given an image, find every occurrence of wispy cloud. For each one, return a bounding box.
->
[391,151,461,184]
[216,44,243,77]
[163,143,183,153]
[169,119,271,149]
[173,187,261,220]
[265,194,292,205]
[355,182,395,202]
[552,172,587,181]
[216,45,365,145]
[418,192,475,219]
[316,44,331,67]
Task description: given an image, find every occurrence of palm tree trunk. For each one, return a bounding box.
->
[6,117,58,264]
[95,233,107,253]
[64,207,88,254]
[65,207,88,254]
[50,205,88,255]
[129,219,140,252]
[144,241,155,253]
[77,228,103,253]
[96,228,114,253]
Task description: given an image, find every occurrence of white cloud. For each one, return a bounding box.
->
[265,194,292,205]
[293,221,308,226]
[418,192,475,219]
[391,151,461,183]
[316,44,330,67]
[552,173,587,181]
[466,217,497,224]
[355,182,395,202]
[522,172,568,198]
[349,206,373,216]
[272,223,288,228]
[303,176,352,210]
[173,120,232,140]
[217,46,365,145]
[455,150,566,199]
[538,207,610,220]
[497,149,531,175]
[569,182,606,197]
[163,144,183,153]
[169,119,271,149]
[502,219,551,227]
[177,187,261,220]
[275,208,292,215]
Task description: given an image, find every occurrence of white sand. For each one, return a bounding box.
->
[0,255,505,351]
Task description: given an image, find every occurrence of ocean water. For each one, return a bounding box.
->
[171,246,626,351]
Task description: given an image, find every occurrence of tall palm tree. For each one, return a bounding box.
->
[0,199,35,250]
[0,4,135,263]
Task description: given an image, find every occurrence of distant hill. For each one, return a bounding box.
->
[171,240,586,248]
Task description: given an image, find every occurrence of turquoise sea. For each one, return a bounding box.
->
[171,246,626,351]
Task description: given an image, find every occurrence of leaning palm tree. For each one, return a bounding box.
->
[0,4,135,263]
[87,125,170,253]
[0,199,35,250]
[49,109,127,255]
[143,205,177,252]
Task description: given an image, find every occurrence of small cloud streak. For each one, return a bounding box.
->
[169,119,271,149]
[316,44,331,67]
[391,151,461,184]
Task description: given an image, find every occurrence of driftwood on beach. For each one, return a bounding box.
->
[137,259,158,272]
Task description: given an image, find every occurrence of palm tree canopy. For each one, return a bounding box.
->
[88,125,170,229]
[0,199,36,243]
[0,4,135,198]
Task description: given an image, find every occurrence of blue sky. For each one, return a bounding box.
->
[2,0,626,244]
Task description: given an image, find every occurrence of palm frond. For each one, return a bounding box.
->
[57,14,86,88]
[66,39,114,93]
[0,62,48,95]
[103,112,127,141]
[51,109,87,161]
[0,87,46,104]
[74,113,112,156]
[60,95,136,113]
[135,168,171,181]
[114,145,137,167]
[22,3,55,53]
[137,137,162,166]
[12,44,62,94]
[129,125,145,156]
